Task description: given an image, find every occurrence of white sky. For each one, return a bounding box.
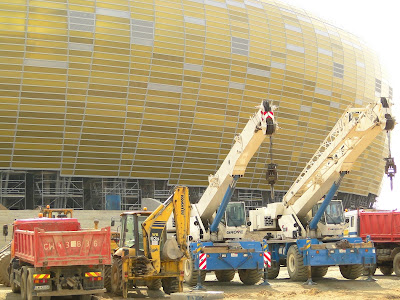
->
[279,0,400,210]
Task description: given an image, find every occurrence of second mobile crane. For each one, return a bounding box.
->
[249,97,396,282]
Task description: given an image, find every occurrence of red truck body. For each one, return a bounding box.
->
[13,218,111,267]
[359,211,400,243]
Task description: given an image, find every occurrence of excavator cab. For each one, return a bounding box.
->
[119,211,152,255]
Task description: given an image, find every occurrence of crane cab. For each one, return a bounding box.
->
[311,200,345,238]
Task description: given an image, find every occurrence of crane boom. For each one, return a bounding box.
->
[193,100,276,225]
[283,98,394,219]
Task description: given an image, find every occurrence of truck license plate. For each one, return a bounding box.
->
[34,285,50,291]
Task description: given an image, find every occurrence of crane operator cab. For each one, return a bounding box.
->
[311,200,345,238]
[219,202,248,240]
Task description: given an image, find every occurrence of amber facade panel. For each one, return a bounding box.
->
[0,0,391,197]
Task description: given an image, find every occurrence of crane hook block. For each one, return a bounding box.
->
[266,163,278,185]
[384,156,396,191]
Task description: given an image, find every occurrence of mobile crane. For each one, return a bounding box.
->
[183,100,277,285]
[110,186,190,298]
[249,97,396,282]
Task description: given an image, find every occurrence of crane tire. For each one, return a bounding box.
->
[162,277,179,294]
[267,261,280,279]
[215,270,235,282]
[238,269,262,285]
[393,253,400,276]
[287,245,308,281]
[146,279,162,290]
[0,250,11,286]
[339,264,363,279]
[379,265,393,276]
[184,258,206,286]
[311,266,329,278]
[362,264,376,276]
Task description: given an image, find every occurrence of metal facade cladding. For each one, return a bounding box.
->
[0,0,392,196]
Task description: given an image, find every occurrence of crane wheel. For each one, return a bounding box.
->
[287,245,308,281]
[362,264,376,276]
[393,253,400,276]
[104,265,111,292]
[162,277,179,294]
[0,249,11,286]
[111,258,123,296]
[267,261,280,279]
[146,279,162,290]
[339,264,363,279]
[311,266,329,279]
[379,265,393,276]
[184,258,206,286]
[238,269,262,285]
[215,270,235,282]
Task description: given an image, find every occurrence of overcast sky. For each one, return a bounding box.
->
[279,0,400,210]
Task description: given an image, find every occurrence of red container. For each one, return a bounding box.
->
[13,218,111,267]
[359,211,400,243]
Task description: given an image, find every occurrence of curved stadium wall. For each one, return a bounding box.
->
[0,0,391,209]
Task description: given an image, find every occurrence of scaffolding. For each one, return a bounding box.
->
[33,171,84,209]
[238,189,263,210]
[0,171,26,210]
[89,178,141,210]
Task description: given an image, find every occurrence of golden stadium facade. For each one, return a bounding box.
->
[0,0,392,210]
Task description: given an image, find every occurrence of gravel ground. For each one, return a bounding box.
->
[1,267,400,300]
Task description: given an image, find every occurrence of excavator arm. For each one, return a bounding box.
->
[142,186,191,272]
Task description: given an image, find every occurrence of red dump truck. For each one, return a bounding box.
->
[345,210,400,276]
[8,217,111,300]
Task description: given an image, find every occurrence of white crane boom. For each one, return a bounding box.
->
[194,101,276,225]
[283,98,394,219]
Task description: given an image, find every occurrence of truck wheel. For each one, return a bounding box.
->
[393,253,400,276]
[362,264,376,276]
[267,261,280,279]
[311,266,329,278]
[238,269,262,285]
[21,267,27,300]
[146,279,162,290]
[0,250,11,286]
[184,258,206,286]
[287,245,308,281]
[27,269,39,300]
[111,258,123,296]
[104,265,111,292]
[215,270,235,282]
[379,265,393,276]
[162,277,179,294]
[339,265,363,279]
[9,264,20,293]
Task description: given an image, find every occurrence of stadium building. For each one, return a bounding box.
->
[0,0,392,210]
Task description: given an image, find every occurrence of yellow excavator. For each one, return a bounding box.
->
[109,186,191,298]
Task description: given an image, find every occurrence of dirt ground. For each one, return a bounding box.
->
[1,267,399,300]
